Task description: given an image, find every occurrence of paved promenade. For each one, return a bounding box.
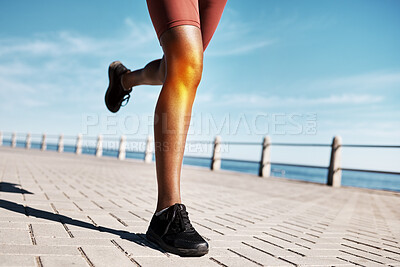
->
[0,147,399,266]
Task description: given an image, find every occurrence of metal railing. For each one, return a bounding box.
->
[1,131,399,188]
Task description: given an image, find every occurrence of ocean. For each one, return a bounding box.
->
[5,139,400,193]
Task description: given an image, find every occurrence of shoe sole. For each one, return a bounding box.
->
[105,61,120,113]
[146,228,209,257]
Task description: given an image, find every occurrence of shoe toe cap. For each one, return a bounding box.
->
[169,232,208,250]
[194,240,209,251]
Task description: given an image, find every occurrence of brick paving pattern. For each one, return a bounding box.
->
[0,147,399,266]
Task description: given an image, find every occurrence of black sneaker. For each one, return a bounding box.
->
[105,61,132,113]
[146,203,209,257]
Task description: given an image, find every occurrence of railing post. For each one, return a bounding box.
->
[75,134,82,155]
[118,135,126,160]
[144,135,153,163]
[327,136,342,187]
[259,136,271,177]
[96,135,103,157]
[211,136,221,171]
[41,133,46,151]
[58,134,64,153]
[26,133,31,149]
[11,132,17,148]
[0,131,2,146]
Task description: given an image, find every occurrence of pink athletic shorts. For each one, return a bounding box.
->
[146,0,227,51]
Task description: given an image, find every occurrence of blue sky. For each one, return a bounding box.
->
[0,0,399,170]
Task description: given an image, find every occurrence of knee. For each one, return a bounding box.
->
[166,51,203,90]
[182,52,203,86]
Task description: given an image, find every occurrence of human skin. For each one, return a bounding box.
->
[121,25,203,212]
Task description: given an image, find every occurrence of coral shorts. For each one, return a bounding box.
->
[146,0,227,50]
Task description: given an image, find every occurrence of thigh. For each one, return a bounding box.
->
[147,0,201,41]
[199,0,227,50]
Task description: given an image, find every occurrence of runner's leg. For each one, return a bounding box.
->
[122,57,165,88]
[154,25,203,211]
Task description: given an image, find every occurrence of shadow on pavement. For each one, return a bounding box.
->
[0,182,33,194]
[0,199,165,254]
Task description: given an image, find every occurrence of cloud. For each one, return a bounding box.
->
[0,16,162,116]
[0,32,97,57]
[208,40,275,56]
[310,71,400,92]
[124,18,156,44]
[0,18,157,59]
[206,8,277,56]
[307,94,384,104]
[216,93,384,108]
[321,120,400,140]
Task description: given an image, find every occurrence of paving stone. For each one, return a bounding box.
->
[0,207,26,217]
[289,248,349,257]
[49,201,82,211]
[34,236,114,247]
[0,244,80,255]
[0,217,36,223]
[31,223,70,238]
[134,256,219,267]
[208,240,245,248]
[39,255,87,267]
[0,255,35,266]
[227,247,293,266]
[80,246,137,267]
[242,239,308,258]
[335,254,385,266]
[209,255,270,266]
[205,234,256,241]
[0,229,31,245]
[0,147,399,266]
[207,247,244,257]
[282,256,353,266]
[0,221,27,229]
[68,229,120,239]
[114,239,169,257]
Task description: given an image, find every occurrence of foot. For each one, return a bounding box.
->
[105,61,132,113]
[146,203,209,257]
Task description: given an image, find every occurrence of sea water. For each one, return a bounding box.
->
[4,140,399,192]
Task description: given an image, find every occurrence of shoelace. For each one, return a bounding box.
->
[169,205,195,233]
[121,94,130,107]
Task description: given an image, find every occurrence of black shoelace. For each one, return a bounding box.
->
[169,205,195,233]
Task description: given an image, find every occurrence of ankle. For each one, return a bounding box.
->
[156,200,181,213]
[121,72,131,91]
